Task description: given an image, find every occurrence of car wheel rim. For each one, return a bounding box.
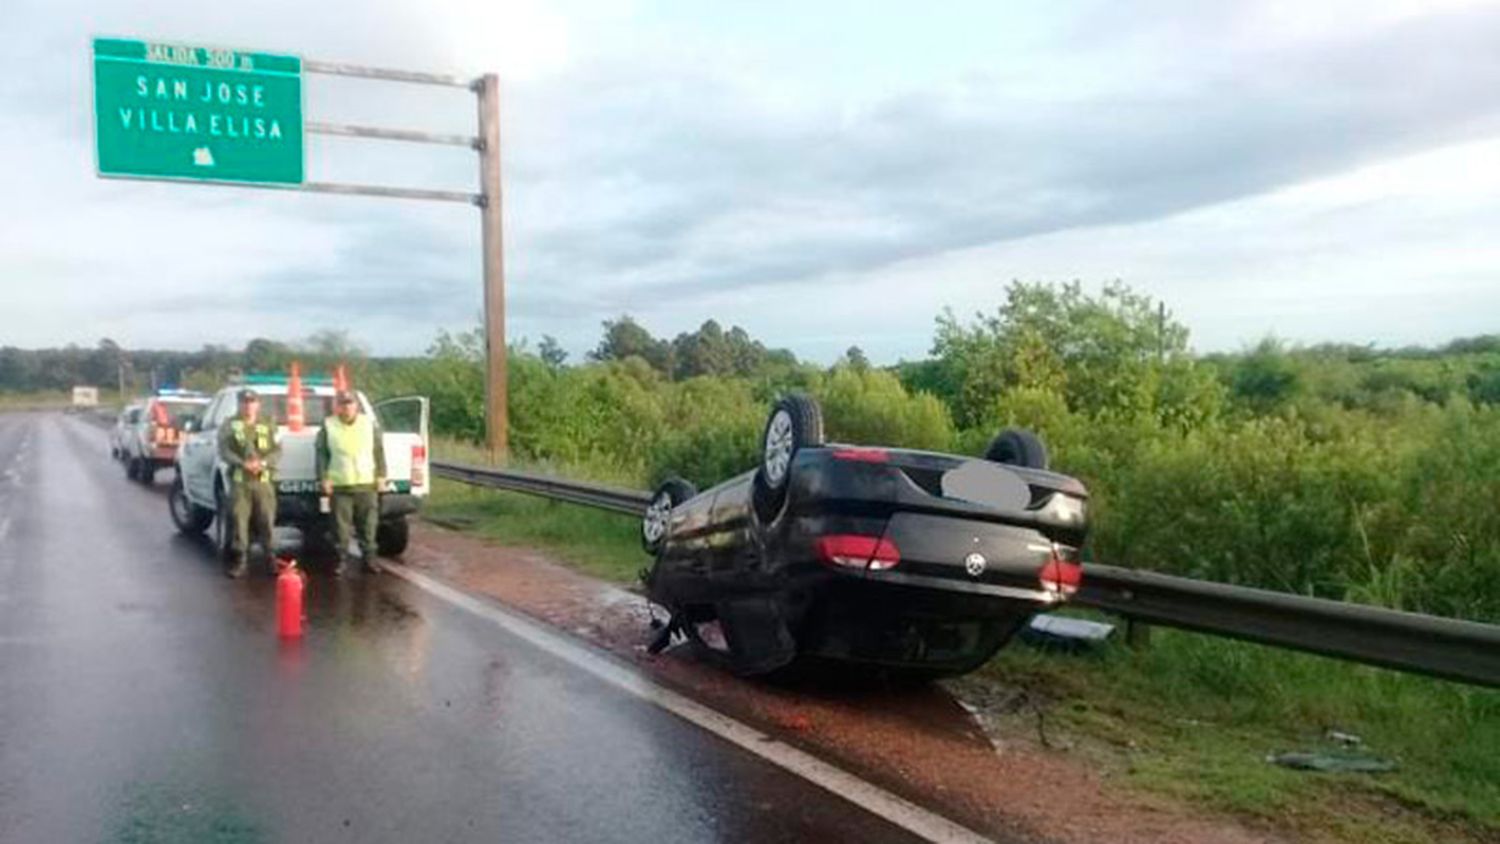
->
[764,410,794,486]
[643,493,671,544]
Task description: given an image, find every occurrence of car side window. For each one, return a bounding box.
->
[204,396,228,430]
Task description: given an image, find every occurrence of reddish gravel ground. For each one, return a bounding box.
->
[402,521,1286,844]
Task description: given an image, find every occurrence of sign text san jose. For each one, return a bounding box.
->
[93,38,304,185]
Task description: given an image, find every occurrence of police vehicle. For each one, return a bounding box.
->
[118,389,210,485]
[168,374,430,561]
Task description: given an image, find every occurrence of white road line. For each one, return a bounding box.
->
[386,563,994,844]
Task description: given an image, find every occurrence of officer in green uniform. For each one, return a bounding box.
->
[316,390,387,576]
[217,389,281,578]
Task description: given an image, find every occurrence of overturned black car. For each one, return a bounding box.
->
[642,394,1089,680]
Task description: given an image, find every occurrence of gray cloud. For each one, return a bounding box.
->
[6,1,1500,361]
[504,6,1500,310]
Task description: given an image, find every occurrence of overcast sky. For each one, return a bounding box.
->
[5,0,1500,362]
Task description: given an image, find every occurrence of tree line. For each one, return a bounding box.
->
[8,282,1500,622]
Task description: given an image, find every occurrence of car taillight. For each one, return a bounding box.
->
[411,444,427,487]
[831,447,889,463]
[815,534,901,571]
[1039,555,1083,598]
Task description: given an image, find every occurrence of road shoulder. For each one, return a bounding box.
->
[402,520,1285,844]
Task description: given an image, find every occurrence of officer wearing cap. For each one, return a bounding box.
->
[316,389,387,576]
[217,388,281,578]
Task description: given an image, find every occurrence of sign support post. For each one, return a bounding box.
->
[92,38,510,458]
[476,74,508,459]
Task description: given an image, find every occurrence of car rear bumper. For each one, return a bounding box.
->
[274,492,423,524]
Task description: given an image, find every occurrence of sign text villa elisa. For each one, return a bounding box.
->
[93,38,304,185]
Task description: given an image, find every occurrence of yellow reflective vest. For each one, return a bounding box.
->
[218,418,279,484]
[322,415,378,487]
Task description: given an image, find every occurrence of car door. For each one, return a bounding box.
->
[373,396,430,493]
[179,394,225,504]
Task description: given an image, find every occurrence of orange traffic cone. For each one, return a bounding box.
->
[286,361,305,432]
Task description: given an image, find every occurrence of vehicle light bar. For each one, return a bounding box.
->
[815,534,900,571]
[830,447,889,463]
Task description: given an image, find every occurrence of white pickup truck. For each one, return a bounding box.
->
[168,379,430,560]
[118,390,210,485]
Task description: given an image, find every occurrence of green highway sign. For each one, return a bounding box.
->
[92,38,304,185]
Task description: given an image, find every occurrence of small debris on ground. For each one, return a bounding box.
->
[1325,729,1362,748]
[1022,614,1116,650]
[1267,751,1396,773]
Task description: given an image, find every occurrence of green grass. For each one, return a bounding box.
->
[423,438,1498,843]
[425,437,648,584]
[983,624,1500,843]
[425,479,647,584]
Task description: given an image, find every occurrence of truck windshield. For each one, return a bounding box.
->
[258,394,335,426]
[155,400,206,427]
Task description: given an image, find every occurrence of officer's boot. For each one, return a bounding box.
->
[225,556,248,579]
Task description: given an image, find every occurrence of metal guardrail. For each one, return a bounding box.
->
[1076,565,1500,688]
[431,460,1500,688]
[432,461,650,516]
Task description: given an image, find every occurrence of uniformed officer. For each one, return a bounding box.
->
[316,390,387,576]
[217,389,281,578]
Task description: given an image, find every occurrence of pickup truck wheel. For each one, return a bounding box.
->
[376,518,410,557]
[169,476,214,535]
[125,457,138,481]
[984,429,1049,470]
[642,477,696,554]
[213,487,234,562]
[753,394,823,523]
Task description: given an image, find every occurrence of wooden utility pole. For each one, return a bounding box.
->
[476,73,508,459]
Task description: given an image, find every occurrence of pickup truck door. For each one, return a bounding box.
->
[373,396,430,493]
[179,397,224,505]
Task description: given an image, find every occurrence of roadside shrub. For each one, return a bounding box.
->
[814,367,954,451]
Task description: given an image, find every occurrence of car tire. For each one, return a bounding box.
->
[376,517,410,558]
[213,484,235,562]
[752,394,824,523]
[168,475,214,536]
[301,522,338,561]
[125,456,137,481]
[984,429,1049,470]
[642,477,697,555]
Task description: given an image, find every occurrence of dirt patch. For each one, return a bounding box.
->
[402,521,1286,844]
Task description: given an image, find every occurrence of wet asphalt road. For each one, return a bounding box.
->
[0,413,925,843]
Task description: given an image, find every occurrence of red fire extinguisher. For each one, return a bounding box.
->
[276,558,304,638]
